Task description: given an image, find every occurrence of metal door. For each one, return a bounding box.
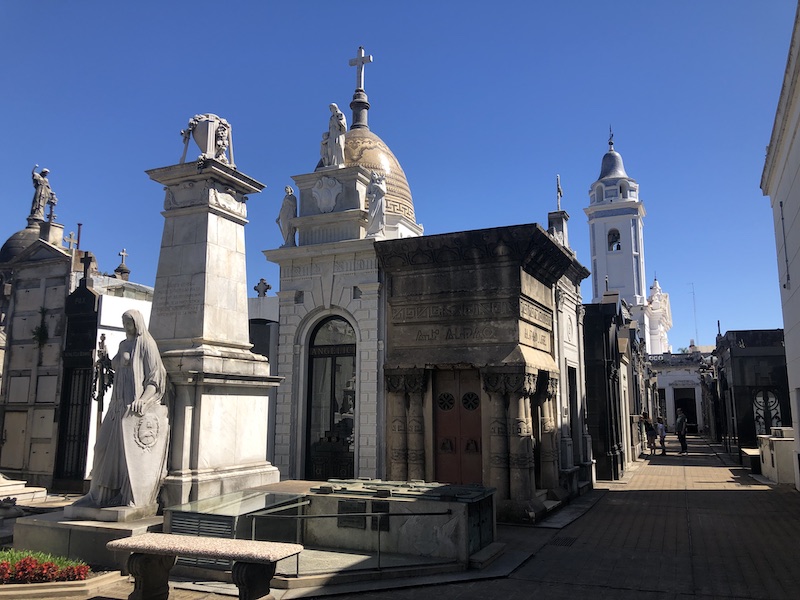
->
[0,412,27,470]
[434,369,482,484]
[54,367,93,489]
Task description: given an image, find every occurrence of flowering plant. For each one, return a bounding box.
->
[0,550,90,584]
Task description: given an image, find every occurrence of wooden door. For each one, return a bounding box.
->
[434,369,482,484]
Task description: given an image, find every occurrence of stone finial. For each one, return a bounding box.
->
[180,114,235,167]
[115,248,131,281]
[254,278,271,298]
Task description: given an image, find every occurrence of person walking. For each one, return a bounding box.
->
[644,414,657,456]
[675,408,688,455]
[657,417,666,455]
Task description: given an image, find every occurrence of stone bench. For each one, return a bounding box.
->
[740,447,761,474]
[107,532,303,600]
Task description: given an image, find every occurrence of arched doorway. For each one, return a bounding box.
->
[305,317,356,480]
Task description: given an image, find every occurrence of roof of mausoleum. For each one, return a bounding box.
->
[344,127,415,222]
[0,222,41,264]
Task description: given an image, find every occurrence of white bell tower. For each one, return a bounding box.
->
[585,133,651,348]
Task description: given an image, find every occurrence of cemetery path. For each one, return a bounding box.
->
[87,434,800,600]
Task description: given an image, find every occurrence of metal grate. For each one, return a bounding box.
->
[169,513,235,569]
[548,536,578,547]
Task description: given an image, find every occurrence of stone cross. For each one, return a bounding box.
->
[64,232,78,250]
[81,251,93,281]
[349,46,373,90]
[119,248,128,265]
[254,278,271,298]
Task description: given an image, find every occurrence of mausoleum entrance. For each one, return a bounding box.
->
[306,317,357,480]
[433,369,482,485]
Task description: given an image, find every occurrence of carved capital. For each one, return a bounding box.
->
[385,369,428,395]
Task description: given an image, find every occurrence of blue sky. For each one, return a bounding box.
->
[1,1,795,350]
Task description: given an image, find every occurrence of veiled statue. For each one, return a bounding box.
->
[72,310,169,509]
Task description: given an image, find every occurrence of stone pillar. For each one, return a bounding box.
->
[386,374,408,482]
[485,387,509,501]
[538,375,560,490]
[406,372,427,481]
[146,157,282,506]
[483,369,536,515]
[384,370,427,481]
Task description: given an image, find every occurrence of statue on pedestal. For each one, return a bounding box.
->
[30,165,54,221]
[72,310,168,509]
[276,186,297,247]
[365,171,386,238]
[322,103,347,167]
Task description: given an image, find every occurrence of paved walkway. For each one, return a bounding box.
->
[88,435,800,599]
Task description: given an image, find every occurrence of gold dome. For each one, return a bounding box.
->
[344,128,415,222]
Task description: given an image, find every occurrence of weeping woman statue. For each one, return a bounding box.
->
[72,310,169,510]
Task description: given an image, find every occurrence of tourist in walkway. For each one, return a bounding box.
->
[676,408,688,454]
[657,416,666,455]
[644,413,657,456]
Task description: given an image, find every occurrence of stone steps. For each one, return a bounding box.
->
[0,479,47,504]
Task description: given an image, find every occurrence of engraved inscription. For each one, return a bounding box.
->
[392,300,515,323]
[155,282,202,316]
[519,297,552,329]
[520,322,552,352]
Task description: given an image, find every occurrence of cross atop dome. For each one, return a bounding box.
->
[349,46,373,131]
[349,46,373,91]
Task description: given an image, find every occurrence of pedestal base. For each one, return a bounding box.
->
[162,462,280,509]
[13,510,163,569]
[63,503,158,522]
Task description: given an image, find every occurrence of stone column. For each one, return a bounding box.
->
[482,373,510,500]
[505,372,537,502]
[406,372,427,481]
[385,374,408,482]
[538,375,560,490]
[383,370,427,482]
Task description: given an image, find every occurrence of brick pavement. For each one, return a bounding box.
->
[86,435,799,599]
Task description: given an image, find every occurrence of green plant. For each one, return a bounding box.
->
[31,306,49,347]
[0,549,90,584]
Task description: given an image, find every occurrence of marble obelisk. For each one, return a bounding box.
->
[147,114,281,506]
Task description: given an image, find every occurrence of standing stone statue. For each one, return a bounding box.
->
[365,171,387,238]
[276,186,297,247]
[72,310,168,509]
[30,165,54,221]
[324,103,347,167]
